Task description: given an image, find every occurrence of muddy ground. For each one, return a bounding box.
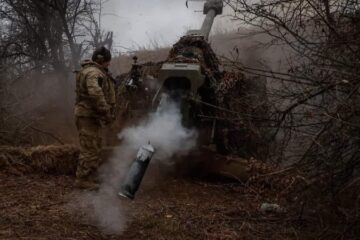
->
[0,165,348,240]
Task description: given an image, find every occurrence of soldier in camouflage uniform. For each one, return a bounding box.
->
[74,46,116,189]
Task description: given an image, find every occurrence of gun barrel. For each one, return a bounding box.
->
[200,9,216,40]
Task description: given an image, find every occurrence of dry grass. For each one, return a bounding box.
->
[0,145,79,175]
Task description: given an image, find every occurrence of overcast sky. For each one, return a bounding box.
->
[102,0,235,53]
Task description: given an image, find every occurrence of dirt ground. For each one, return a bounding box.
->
[0,169,310,240]
[0,158,358,240]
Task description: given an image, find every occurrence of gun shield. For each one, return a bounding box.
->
[118,144,155,199]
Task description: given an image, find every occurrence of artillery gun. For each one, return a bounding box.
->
[117,0,268,161]
[152,0,224,144]
[117,0,224,138]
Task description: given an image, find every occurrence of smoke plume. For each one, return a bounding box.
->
[73,94,198,234]
[119,95,198,161]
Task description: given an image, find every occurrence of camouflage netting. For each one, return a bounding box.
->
[0,145,79,175]
[215,71,269,159]
[167,36,269,159]
[167,36,221,75]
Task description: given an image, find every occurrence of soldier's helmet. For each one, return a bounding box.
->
[92,46,112,63]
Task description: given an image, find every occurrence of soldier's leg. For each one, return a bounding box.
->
[76,117,102,180]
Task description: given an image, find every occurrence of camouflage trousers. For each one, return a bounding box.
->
[75,117,103,179]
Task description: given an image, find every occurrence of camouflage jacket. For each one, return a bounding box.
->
[75,60,116,120]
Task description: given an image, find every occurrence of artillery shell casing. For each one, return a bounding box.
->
[118,144,155,199]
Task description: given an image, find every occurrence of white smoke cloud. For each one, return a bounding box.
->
[72,95,198,234]
[73,187,128,234]
[119,96,198,161]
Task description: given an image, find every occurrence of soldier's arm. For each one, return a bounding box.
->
[86,71,110,114]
